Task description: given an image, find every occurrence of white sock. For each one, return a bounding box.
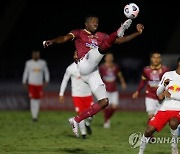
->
[30,99,41,119]
[139,134,149,154]
[79,120,86,135]
[85,117,93,126]
[170,128,178,148]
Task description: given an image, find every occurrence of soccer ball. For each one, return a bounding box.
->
[124,3,139,19]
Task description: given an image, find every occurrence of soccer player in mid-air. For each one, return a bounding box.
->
[22,50,50,122]
[43,14,144,136]
[132,52,169,124]
[139,57,180,154]
[59,51,94,139]
[99,53,127,128]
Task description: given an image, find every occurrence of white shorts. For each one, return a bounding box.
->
[145,97,162,115]
[107,91,119,106]
[77,48,107,101]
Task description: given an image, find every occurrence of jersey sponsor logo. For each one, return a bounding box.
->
[148,81,160,87]
[33,68,41,72]
[168,85,180,92]
[85,38,98,49]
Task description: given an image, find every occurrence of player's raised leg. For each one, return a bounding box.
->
[99,19,132,52]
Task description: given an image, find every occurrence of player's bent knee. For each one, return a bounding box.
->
[145,125,156,137]
[99,98,109,109]
[169,118,179,130]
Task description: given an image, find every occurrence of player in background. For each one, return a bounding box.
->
[43,14,144,136]
[22,50,50,122]
[132,52,169,123]
[139,57,180,154]
[99,53,127,128]
[59,51,94,139]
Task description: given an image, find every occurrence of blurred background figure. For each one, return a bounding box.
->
[22,50,50,122]
[59,51,94,139]
[99,53,127,128]
[132,52,169,125]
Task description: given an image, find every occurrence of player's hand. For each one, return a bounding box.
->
[43,40,53,48]
[158,93,165,100]
[136,24,144,34]
[22,83,28,90]
[121,83,127,90]
[164,79,170,87]
[132,91,139,99]
[59,96,65,103]
[163,90,171,98]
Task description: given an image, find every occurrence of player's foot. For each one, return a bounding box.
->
[32,118,38,122]
[117,19,132,37]
[103,120,110,128]
[68,117,79,137]
[82,135,86,139]
[85,124,92,135]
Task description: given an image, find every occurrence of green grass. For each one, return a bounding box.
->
[0,110,177,154]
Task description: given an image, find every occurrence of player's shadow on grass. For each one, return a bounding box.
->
[60,147,86,153]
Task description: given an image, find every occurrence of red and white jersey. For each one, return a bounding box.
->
[69,29,108,59]
[99,63,120,92]
[59,62,92,97]
[158,71,180,111]
[22,59,50,85]
[137,65,169,100]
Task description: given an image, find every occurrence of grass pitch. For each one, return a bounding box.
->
[0,110,176,154]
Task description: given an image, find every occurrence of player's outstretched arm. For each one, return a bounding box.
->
[132,77,147,99]
[43,33,73,48]
[118,72,127,90]
[114,24,144,44]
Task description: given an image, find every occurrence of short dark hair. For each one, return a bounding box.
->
[150,51,161,58]
[85,14,98,23]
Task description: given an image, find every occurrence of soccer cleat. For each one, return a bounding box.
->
[82,135,86,139]
[32,118,38,122]
[103,120,111,128]
[85,124,92,135]
[117,19,132,37]
[68,118,79,137]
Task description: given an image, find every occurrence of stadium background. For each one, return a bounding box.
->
[0,1,180,154]
[0,0,179,110]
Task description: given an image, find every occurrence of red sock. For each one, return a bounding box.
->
[99,31,117,52]
[103,108,111,122]
[74,103,102,123]
[108,108,116,119]
[104,107,116,122]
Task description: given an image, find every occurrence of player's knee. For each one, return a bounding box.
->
[145,125,156,137]
[99,98,109,109]
[169,118,179,130]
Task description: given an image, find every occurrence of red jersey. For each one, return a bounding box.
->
[137,65,169,100]
[99,64,120,92]
[69,29,108,59]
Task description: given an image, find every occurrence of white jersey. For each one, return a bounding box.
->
[157,71,180,111]
[22,59,50,85]
[59,62,92,97]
